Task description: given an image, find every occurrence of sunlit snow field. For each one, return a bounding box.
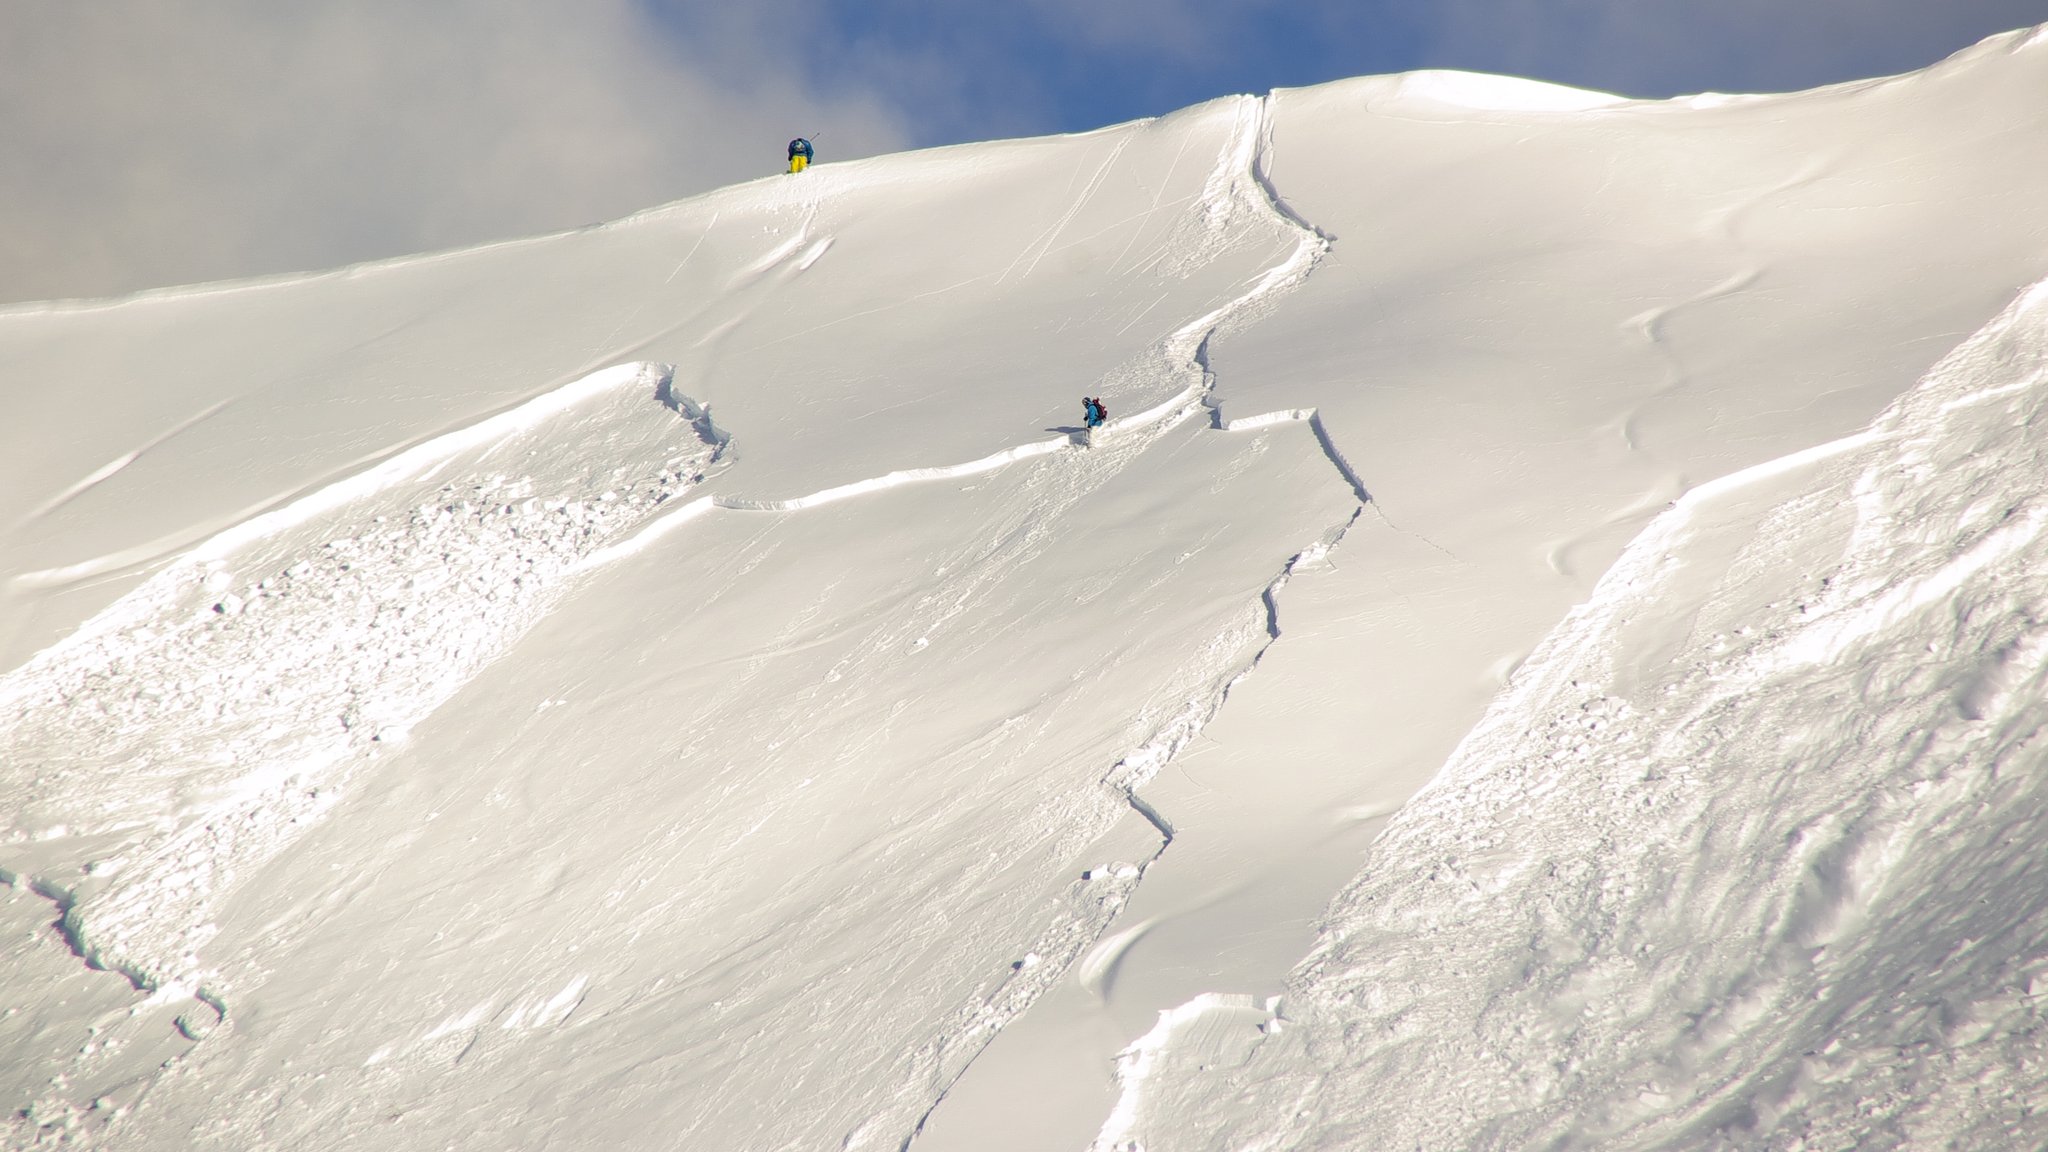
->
[5,25,2048,1152]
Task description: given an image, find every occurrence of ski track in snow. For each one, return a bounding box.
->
[15,400,236,530]
[2,92,1367,1152]
[1094,279,2048,1150]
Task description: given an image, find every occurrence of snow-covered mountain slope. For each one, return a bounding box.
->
[926,26,2048,1149]
[2,95,1349,1151]
[1101,265,2048,1152]
[3,25,2047,1152]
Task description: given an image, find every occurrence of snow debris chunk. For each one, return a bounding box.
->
[0,362,718,999]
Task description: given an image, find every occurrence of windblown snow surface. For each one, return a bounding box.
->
[1096,278,2048,1152]
[3,24,2048,1152]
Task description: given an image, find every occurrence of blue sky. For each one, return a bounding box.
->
[647,0,2048,143]
[1,1,2043,304]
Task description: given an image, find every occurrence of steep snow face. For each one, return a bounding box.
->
[1097,279,2048,1149]
[927,26,2048,1151]
[0,93,1363,1150]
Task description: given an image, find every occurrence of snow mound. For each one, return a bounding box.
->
[1388,69,1628,112]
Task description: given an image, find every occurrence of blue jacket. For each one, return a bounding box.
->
[788,138,814,161]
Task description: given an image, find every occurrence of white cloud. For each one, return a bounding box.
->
[0,2,909,305]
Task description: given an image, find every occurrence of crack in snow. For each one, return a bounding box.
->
[887,90,1357,1152]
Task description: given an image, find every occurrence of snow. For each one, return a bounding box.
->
[3,23,2048,1152]
[1380,70,1628,113]
[1099,274,2048,1152]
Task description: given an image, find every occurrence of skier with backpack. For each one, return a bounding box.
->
[788,138,814,174]
[1082,397,1108,429]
